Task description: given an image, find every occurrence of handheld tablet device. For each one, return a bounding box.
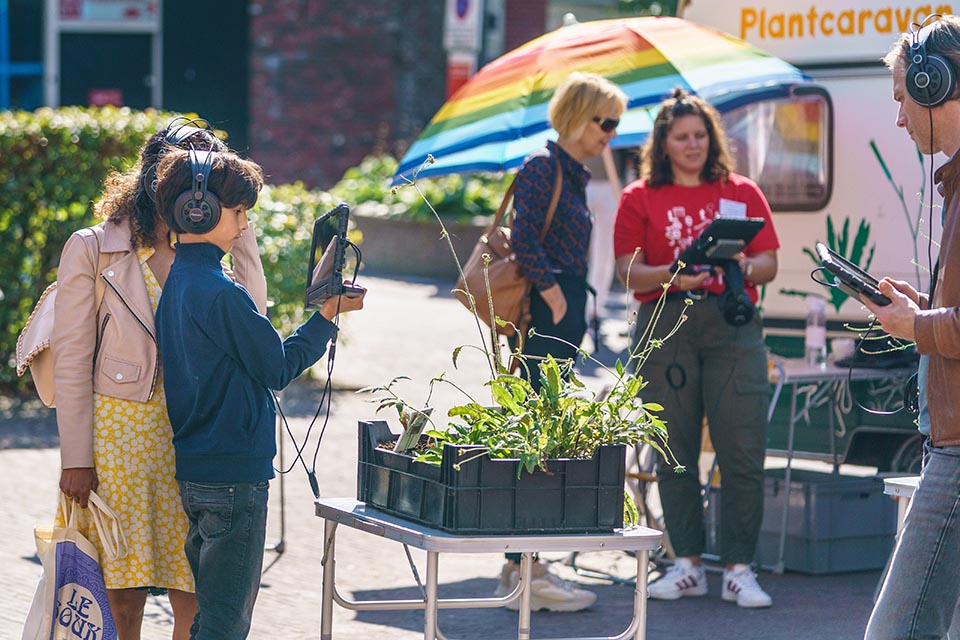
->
[675,217,765,270]
[305,203,364,309]
[814,243,891,306]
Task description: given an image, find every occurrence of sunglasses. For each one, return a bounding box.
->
[592,117,620,133]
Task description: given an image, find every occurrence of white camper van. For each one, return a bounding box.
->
[681,0,951,471]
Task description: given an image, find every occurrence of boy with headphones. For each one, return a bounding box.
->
[152,146,366,639]
[864,14,960,639]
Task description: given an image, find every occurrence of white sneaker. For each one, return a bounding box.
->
[722,564,773,608]
[648,557,708,600]
[492,561,597,612]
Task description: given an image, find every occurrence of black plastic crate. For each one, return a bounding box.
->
[357,420,626,534]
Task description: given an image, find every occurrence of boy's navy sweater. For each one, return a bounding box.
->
[156,242,338,483]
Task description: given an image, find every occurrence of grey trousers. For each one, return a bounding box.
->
[632,294,770,564]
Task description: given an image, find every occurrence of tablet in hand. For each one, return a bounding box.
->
[814,243,891,306]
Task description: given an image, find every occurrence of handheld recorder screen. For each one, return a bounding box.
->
[305,203,364,309]
[673,217,765,272]
[814,243,891,306]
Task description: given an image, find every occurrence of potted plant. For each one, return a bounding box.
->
[356,158,685,535]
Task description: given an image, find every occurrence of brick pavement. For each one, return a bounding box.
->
[1,274,886,639]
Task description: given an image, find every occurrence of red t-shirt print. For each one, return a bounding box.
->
[613,174,780,304]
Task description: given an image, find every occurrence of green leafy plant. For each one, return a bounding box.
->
[780,215,875,312]
[367,354,669,475]
[870,138,927,288]
[363,157,685,507]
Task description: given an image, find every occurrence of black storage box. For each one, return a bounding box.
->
[356,420,626,534]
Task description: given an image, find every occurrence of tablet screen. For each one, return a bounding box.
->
[677,217,765,266]
[814,243,890,306]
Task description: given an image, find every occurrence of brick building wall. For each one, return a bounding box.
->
[504,0,548,51]
[249,1,446,189]
[249,1,547,190]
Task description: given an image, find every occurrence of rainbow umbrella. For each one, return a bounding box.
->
[394,16,808,183]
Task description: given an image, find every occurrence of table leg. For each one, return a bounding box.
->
[320,519,338,640]
[518,553,533,640]
[775,385,799,574]
[424,551,439,640]
[829,381,839,472]
[633,550,649,640]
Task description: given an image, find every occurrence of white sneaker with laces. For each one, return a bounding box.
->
[722,564,773,608]
[492,560,597,612]
[648,557,708,600]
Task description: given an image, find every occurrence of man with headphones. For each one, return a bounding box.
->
[864,14,960,640]
[152,146,366,639]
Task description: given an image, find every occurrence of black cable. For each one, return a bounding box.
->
[842,318,918,416]
[273,237,363,498]
[927,103,936,294]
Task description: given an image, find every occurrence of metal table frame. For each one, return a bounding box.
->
[316,498,662,640]
[883,475,920,533]
[765,359,911,573]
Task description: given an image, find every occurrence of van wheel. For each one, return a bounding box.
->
[891,434,923,474]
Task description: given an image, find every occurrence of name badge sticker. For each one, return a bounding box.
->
[719,198,747,219]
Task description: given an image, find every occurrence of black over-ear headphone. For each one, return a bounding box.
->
[906,15,956,107]
[172,149,222,234]
[143,118,219,199]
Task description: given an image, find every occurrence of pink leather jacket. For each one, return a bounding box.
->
[52,219,267,468]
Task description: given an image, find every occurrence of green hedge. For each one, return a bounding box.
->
[330,154,510,223]
[1,107,176,389]
[2,107,510,390]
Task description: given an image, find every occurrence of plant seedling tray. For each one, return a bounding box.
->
[357,420,626,535]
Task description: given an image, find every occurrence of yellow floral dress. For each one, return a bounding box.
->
[56,247,194,592]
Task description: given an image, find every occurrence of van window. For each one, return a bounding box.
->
[721,88,833,212]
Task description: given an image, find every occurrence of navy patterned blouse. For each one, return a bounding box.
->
[512,141,592,291]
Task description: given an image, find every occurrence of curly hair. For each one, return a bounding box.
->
[93,121,226,248]
[640,88,735,188]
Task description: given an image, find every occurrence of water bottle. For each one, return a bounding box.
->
[804,296,827,367]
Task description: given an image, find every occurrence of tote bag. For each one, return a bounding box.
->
[21,491,127,640]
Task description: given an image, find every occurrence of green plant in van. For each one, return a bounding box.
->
[780,215,875,312]
[870,138,929,288]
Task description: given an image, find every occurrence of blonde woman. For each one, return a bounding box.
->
[495,72,627,612]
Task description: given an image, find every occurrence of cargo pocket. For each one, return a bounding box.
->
[734,355,771,396]
[100,356,142,385]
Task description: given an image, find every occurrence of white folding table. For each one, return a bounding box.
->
[315,498,662,640]
[883,475,920,533]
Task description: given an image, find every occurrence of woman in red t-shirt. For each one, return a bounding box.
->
[613,89,779,609]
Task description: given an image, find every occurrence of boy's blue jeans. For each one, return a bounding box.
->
[179,480,269,640]
[865,441,960,639]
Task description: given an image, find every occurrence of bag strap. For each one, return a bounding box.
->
[59,490,128,561]
[538,154,563,241]
[486,153,564,237]
[487,180,518,232]
[86,490,128,561]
